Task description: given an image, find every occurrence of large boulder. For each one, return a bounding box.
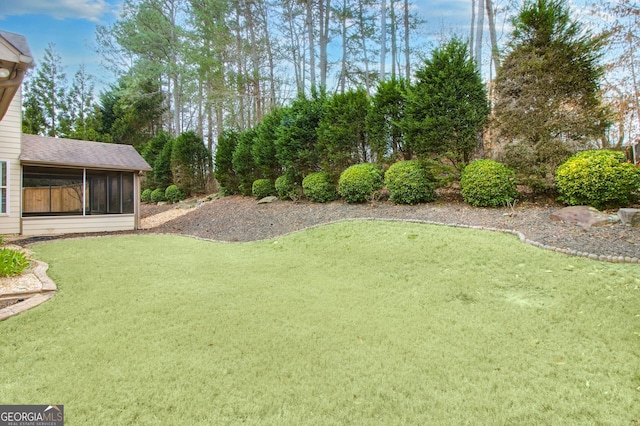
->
[617,208,640,227]
[550,206,620,228]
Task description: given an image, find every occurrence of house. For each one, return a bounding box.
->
[0,30,152,236]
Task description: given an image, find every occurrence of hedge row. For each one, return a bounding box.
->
[145,150,639,210]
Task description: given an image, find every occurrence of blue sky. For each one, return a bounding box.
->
[0,0,475,92]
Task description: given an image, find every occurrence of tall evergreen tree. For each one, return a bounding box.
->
[214,129,240,195]
[492,0,609,191]
[367,78,407,162]
[317,88,371,174]
[275,91,326,180]
[171,131,212,194]
[23,43,68,137]
[404,38,488,166]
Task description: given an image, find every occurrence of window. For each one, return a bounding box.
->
[0,161,7,214]
[86,171,134,215]
[22,166,135,217]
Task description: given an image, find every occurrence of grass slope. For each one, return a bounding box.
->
[1,221,639,424]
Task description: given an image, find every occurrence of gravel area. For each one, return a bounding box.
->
[144,195,640,262]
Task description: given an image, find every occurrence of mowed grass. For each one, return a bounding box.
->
[1,220,640,425]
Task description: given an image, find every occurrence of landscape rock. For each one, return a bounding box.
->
[617,208,640,227]
[550,206,620,228]
[257,196,277,204]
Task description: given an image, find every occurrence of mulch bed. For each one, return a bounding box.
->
[145,195,640,261]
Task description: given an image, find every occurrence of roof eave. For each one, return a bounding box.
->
[20,160,152,173]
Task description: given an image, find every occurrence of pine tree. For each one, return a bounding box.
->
[404,38,488,166]
[24,43,68,137]
[492,0,609,191]
[317,88,371,174]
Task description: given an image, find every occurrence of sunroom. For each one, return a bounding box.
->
[19,134,152,236]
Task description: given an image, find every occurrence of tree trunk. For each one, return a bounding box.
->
[403,0,410,81]
[390,0,397,79]
[338,0,348,93]
[306,0,316,89]
[245,0,262,123]
[470,0,476,61]
[486,0,500,74]
[319,0,331,90]
[474,0,484,68]
[358,0,371,93]
[380,0,386,80]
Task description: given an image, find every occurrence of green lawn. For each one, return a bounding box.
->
[1,221,639,424]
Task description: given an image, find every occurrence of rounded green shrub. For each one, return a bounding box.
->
[150,188,166,203]
[302,172,339,203]
[555,150,640,209]
[460,159,518,207]
[165,185,186,204]
[384,160,437,204]
[141,188,153,203]
[338,163,384,203]
[275,175,302,201]
[252,179,276,199]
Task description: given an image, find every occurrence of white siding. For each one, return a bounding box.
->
[21,215,136,236]
[0,91,22,235]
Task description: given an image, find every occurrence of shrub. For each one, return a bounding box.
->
[302,172,339,203]
[165,185,186,204]
[555,150,640,209]
[460,159,518,207]
[0,248,30,277]
[338,163,384,203]
[252,179,276,199]
[384,160,437,204]
[150,188,166,203]
[141,188,153,203]
[275,175,301,201]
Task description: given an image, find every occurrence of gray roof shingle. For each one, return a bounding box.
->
[0,30,33,59]
[20,134,152,172]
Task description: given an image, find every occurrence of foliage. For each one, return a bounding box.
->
[275,174,302,201]
[233,129,260,196]
[404,38,488,166]
[384,160,436,204]
[0,248,30,278]
[460,160,518,207]
[171,131,211,195]
[555,150,640,209]
[302,172,339,203]
[253,108,285,181]
[99,76,166,147]
[492,0,609,191]
[164,185,186,204]
[501,141,572,195]
[338,163,384,203]
[141,189,153,203]
[317,88,371,174]
[367,78,409,162]
[214,130,240,195]
[140,131,174,189]
[275,91,326,180]
[153,136,174,190]
[252,179,276,199]
[21,43,68,138]
[150,188,166,203]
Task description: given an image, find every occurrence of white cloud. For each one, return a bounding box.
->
[0,0,116,23]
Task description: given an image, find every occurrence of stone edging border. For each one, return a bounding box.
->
[0,258,57,322]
